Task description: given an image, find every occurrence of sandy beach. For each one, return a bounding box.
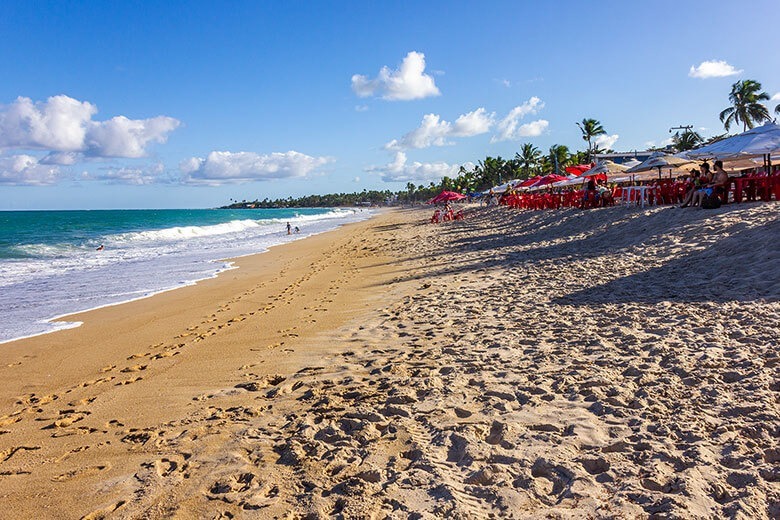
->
[1,203,779,519]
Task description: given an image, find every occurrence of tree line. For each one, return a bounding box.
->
[223,78,777,208]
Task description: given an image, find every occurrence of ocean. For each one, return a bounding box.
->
[0,207,373,344]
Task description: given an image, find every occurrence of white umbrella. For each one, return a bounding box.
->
[626,152,693,172]
[621,158,642,169]
[482,179,521,195]
[551,175,587,188]
[686,122,780,160]
[625,151,696,180]
[581,160,630,176]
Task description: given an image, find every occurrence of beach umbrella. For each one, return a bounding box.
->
[625,152,695,180]
[517,176,542,188]
[428,190,467,204]
[565,164,594,176]
[621,158,642,169]
[483,179,522,194]
[581,160,630,176]
[528,174,568,189]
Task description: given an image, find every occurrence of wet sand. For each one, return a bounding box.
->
[0,203,778,519]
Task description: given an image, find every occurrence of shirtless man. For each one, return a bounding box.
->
[710,160,730,204]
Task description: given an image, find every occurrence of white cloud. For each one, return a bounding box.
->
[353,176,361,183]
[91,163,169,185]
[771,92,780,101]
[86,115,180,158]
[355,105,369,112]
[515,119,549,138]
[0,95,180,159]
[351,51,441,101]
[594,133,619,150]
[688,60,742,79]
[366,151,470,183]
[451,108,494,137]
[180,151,334,185]
[492,97,546,141]
[0,154,61,185]
[0,95,96,151]
[385,108,494,151]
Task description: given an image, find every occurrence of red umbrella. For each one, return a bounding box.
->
[529,174,568,188]
[565,164,595,176]
[428,190,467,204]
[517,176,542,187]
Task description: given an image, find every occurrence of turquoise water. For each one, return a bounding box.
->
[0,208,335,259]
[0,207,372,343]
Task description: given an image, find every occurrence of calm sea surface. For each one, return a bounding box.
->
[0,208,373,343]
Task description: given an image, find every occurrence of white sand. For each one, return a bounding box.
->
[1,203,778,519]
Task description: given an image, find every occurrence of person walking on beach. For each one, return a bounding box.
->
[286,222,292,235]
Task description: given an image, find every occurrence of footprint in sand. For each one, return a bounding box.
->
[79,376,114,388]
[120,364,147,373]
[68,396,96,407]
[151,351,178,360]
[0,410,22,426]
[52,464,111,482]
[0,445,40,462]
[80,501,126,520]
[116,376,143,386]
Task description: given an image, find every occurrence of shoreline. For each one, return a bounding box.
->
[0,208,377,345]
[1,203,778,518]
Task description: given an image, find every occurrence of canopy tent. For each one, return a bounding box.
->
[685,123,780,160]
[428,190,467,204]
[684,123,780,175]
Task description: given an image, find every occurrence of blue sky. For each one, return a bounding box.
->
[1,0,779,209]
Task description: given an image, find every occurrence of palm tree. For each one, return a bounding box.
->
[547,145,570,175]
[672,129,703,152]
[515,143,541,178]
[576,118,606,162]
[719,79,771,132]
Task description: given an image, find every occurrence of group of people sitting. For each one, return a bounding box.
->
[430,203,465,223]
[679,160,730,208]
[580,177,614,209]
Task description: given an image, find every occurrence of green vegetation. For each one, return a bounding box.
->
[576,118,607,163]
[719,79,771,132]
